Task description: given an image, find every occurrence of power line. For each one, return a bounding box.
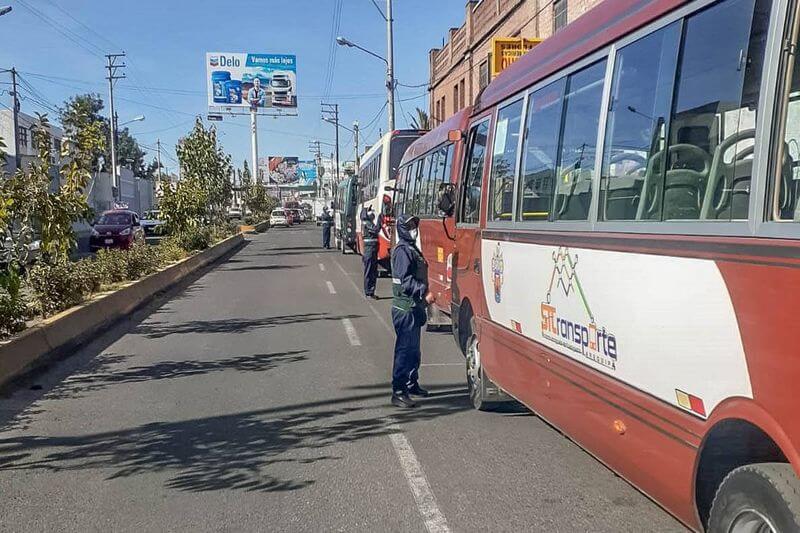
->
[15,0,105,58]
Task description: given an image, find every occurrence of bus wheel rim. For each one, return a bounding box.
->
[729,509,776,533]
[466,335,480,400]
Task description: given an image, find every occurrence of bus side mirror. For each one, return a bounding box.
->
[437,183,456,218]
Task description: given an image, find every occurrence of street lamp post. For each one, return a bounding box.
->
[0,6,12,17]
[337,0,396,132]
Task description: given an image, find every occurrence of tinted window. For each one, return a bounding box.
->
[660,0,767,220]
[459,121,489,224]
[490,99,524,220]
[97,213,132,225]
[390,136,416,180]
[601,23,680,220]
[432,144,451,214]
[519,79,566,221]
[554,60,606,221]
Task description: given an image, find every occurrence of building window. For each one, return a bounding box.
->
[553,0,568,33]
[479,58,490,90]
[454,84,460,112]
[442,95,447,118]
[18,126,27,148]
[460,79,466,108]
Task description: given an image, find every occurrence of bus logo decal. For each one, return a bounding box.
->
[540,247,618,370]
[491,243,504,303]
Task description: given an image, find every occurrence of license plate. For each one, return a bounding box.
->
[104,238,114,244]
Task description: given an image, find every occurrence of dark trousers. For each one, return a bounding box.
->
[362,243,378,296]
[322,224,331,248]
[391,305,427,392]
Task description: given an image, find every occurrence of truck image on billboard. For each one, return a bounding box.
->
[206,53,297,110]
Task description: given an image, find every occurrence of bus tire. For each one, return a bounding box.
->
[707,463,800,533]
[465,317,511,411]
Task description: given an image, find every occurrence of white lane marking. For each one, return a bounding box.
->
[388,424,451,533]
[341,318,362,346]
[319,263,326,272]
[420,363,462,367]
[332,258,393,331]
[326,281,337,294]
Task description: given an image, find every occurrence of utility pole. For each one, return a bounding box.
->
[353,121,360,173]
[386,0,396,131]
[105,53,126,203]
[321,103,340,187]
[9,67,20,170]
[308,140,322,199]
[156,138,163,181]
[250,106,259,185]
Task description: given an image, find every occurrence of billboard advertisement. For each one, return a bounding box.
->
[266,157,317,186]
[206,53,297,110]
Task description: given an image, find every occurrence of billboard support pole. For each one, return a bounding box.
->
[250,108,259,185]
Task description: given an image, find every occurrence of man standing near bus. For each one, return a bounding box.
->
[360,206,379,299]
[320,206,332,249]
[390,214,435,408]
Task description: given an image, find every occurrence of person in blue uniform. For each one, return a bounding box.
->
[320,206,332,249]
[360,206,379,299]
[390,214,435,408]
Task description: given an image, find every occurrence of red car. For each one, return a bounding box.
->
[89,210,145,251]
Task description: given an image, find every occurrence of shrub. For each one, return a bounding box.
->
[27,259,99,317]
[176,226,212,252]
[94,247,128,285]
[156,237,186,264]
[0,267,29,337]
[123,242,160,280]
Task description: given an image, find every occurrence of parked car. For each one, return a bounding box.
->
[226,207,243,220]
[288,208,304,223]
[89,210,145,251]
[140,210,165,236]
[269,208,291,228]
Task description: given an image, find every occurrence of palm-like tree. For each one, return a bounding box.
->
[408,108,431,131]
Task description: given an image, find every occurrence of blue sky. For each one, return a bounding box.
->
[0,0,464,173]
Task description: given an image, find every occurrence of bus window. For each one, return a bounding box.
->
[774,13,800,221]
[459,121,490,224]
[661,0,769,221]
[410,159,424,215]
[519,79,566,221]
[490,99,524,221]
[395,165,408,216]
[601,23,680,221]
[432,144,451,215]
[554,60,606,221]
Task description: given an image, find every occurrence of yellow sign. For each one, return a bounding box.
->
[491,37,542,78]
[437,246,444,263]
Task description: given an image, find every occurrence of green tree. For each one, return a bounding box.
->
[409,108,431,130]
[59,93,144,174]
[245,183,277,220]
[176,119,232,222]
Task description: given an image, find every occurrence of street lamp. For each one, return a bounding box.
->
[119,114,145,127]
[0,6,12,17]
[337,29,395,131]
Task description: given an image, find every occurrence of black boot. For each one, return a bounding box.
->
[391,391,416,408]
[407,384,430,397]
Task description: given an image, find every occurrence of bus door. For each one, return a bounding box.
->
[453,118,491,351]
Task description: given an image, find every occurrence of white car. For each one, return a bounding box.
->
[226,207,243,220]
[140,210,165,236]
[270,208,290,227]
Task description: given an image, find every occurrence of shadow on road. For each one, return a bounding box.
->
[44,350,308,400]
[135,313,364,339]
[0,386,471,494]
[221,265,305,272]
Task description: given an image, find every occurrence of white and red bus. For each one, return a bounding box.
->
[355,129,422,269]
[394,108,472,328]
[438,0,800,529]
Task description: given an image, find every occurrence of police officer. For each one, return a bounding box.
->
[361,206,379,299]
[320,206,332,249]
[390,214,435,408]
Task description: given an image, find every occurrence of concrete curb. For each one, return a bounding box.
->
[0,233,245,389]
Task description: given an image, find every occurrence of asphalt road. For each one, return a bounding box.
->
[0,226,686,532]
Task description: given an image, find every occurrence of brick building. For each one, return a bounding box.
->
[429,0,602,125]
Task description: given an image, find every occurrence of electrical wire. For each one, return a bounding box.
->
[15,0,105,58]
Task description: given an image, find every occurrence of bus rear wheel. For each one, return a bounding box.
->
[465,317,512,411]
[708,463,800,533]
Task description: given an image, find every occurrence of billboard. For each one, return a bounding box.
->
[206,53,297,111]
[266,157,317,187]
[490,38,541,78]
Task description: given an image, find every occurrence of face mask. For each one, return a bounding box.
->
[409,227,419,241]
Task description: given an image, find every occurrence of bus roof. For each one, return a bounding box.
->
[400,107,472,167]
[476,0,689,114]
[360,128,426,165]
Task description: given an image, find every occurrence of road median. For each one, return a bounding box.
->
[0,233,245,389]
